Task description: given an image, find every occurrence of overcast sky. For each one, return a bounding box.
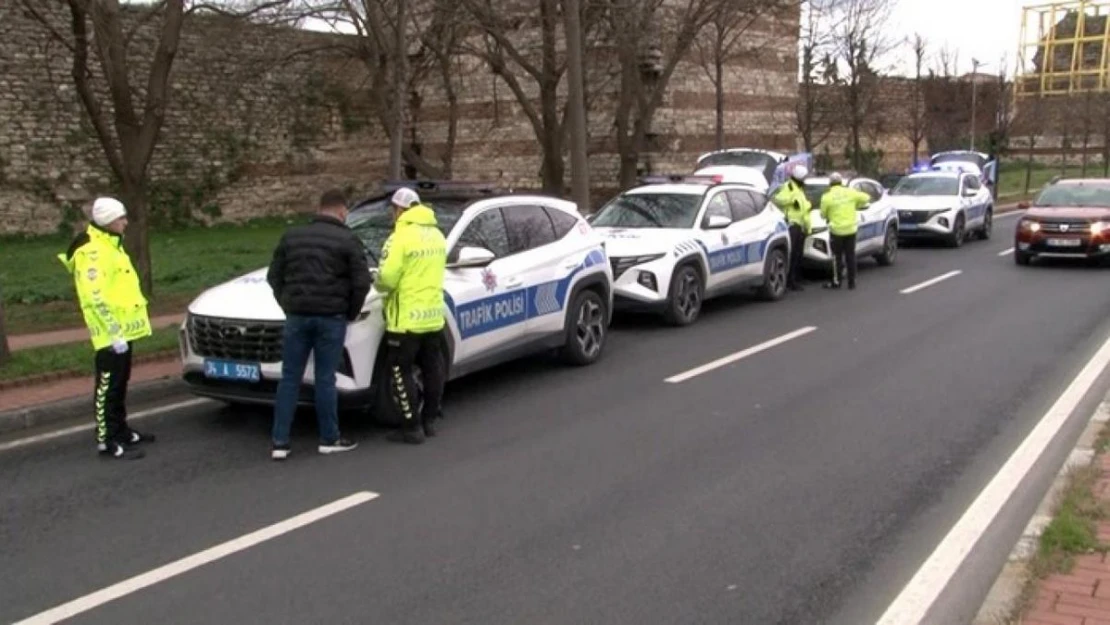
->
[884,0,1033,77]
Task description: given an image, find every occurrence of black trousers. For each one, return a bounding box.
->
[829,233,858,286]
[93,344,133,447]
[384,329,447,431]
[787,224,805,287]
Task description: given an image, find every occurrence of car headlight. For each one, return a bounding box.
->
[1091,221,1107,236]
[611,254,665,278]
[1019,219,1041,233]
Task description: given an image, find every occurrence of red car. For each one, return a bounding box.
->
[1014,178,1110,266]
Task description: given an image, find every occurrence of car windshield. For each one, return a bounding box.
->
[931,153,986,169]
[890,176,959,197]
[346,197,469,266]
[804,183,829,207]
[591,192,703,229]
[1034,184,1110,208]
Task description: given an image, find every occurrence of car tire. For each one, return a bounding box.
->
[947,214,966,248]
[663,263,703,326]
[1014,249,1032,266]
[560,289,608,366]
[977,208,993,240]
[874,225,898,266]
[757,246,788,301]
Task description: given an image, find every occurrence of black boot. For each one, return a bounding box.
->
[99,442,144,460]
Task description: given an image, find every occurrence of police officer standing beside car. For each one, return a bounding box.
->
[819,173,872,290]
[771,165,812,291]
[375,188,449,445]
[58,197,155,460]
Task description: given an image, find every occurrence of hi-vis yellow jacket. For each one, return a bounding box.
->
[374,204,447,334]
[58,225,152,351]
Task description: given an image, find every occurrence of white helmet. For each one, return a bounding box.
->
[829,172,844,185]
[790,165,809,181]
[390,187,420,209]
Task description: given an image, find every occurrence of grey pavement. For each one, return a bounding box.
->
[3,218,1110,624]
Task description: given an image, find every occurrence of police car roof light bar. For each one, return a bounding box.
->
[638,174,724,186]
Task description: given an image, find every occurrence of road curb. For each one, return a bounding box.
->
[0,350,179,391]
[972,391,1110,624]
[0,376,192,437]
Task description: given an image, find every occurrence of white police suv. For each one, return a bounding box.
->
[179,181,613,417]
[694,147,789,191]
[890,168,994,247]
[800,174,899,270]
[589,174,792,326]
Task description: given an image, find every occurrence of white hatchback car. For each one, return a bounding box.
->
[180,182,613,418]
[589,174,792,326]
[891,169,995,247]
[799,174,899,270]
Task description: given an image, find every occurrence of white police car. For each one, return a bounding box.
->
[890,168,994,247]
[589,174,791,325]
[799,174,899,269]
[694,147,789,190]
[179,181,613,417]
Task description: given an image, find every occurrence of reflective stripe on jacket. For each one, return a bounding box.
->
[772,179,813,234]
[374,204,447,333]
[819,185,871,236]
[57,225,152,351]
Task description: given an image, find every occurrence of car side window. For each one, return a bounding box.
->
[965,175,982,191]
[503,205,558,253]
[703,192,732,225]
[455,208,511,259]
[545,207,579,240]
[862,183,883,202]
[726,190,762,221]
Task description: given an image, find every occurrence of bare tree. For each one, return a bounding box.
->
[795,0,836,152]
[934,42,959,78]
[1101,92,1110,176]
[692,0,794,150]
[18,0,291,296]
[602,0,724,188]
[563,0,591,210]
[906,33,928,165]
[828,0,894,173]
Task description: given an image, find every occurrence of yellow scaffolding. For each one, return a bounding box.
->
[1015,0,1110,98]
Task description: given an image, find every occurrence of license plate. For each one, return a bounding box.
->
[899,223,917,230]
[1047,238,1082,247]
[204,359,261,382]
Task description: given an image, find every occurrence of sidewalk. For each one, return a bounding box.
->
[0,358,181,414]
[9,314,184,351]
[1014,455,1110,625]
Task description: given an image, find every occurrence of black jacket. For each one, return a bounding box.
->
[267,215,372,320]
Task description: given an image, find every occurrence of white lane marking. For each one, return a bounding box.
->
[876,331,1110,625]
[900,270,962,295]
[665,326,818,384]
[0,398,214,453]
[12,491,380,625]
[998,247,1015,256]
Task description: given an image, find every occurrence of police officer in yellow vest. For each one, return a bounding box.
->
[58,197,154,460]
[375,188,448,444]
[771,165,812,291]
[819,172,872,290]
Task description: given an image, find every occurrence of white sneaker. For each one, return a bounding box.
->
[271,445,291,461]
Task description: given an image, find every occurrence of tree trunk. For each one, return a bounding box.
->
[714,56,724,150]
[563,0,590,211]
[0,286,10,366]
[120,179,154,297]
[389,0,407,179]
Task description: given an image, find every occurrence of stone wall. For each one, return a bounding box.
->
[0,0,801,235]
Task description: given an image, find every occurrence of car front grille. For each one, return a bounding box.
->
[898,210,945,224]
[1038,221,1092,234]
[188,314,284,363]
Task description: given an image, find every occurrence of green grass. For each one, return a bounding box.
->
[0,326,181,382]
[997,161,1108,200]
[0,216,296,334]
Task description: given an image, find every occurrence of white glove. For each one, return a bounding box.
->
[111,339,129,354]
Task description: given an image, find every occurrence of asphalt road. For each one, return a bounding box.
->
[4,213,1110,625]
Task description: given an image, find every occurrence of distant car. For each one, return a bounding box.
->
[889,169,994,247]
[590,174,792,326]
[1013,178,1110,266]
[799,174,899,270]
[180,181,613,417]
[694,148,789,188]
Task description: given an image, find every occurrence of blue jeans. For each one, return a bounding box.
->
[272,314,347,446]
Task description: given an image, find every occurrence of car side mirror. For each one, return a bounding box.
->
[584,213,597,224]
[448,246,496,268]
[963,188,977,197]
[704,215,732,229]
[1017,201,1031,209]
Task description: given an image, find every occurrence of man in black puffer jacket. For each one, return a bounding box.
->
[266,188,372,460]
